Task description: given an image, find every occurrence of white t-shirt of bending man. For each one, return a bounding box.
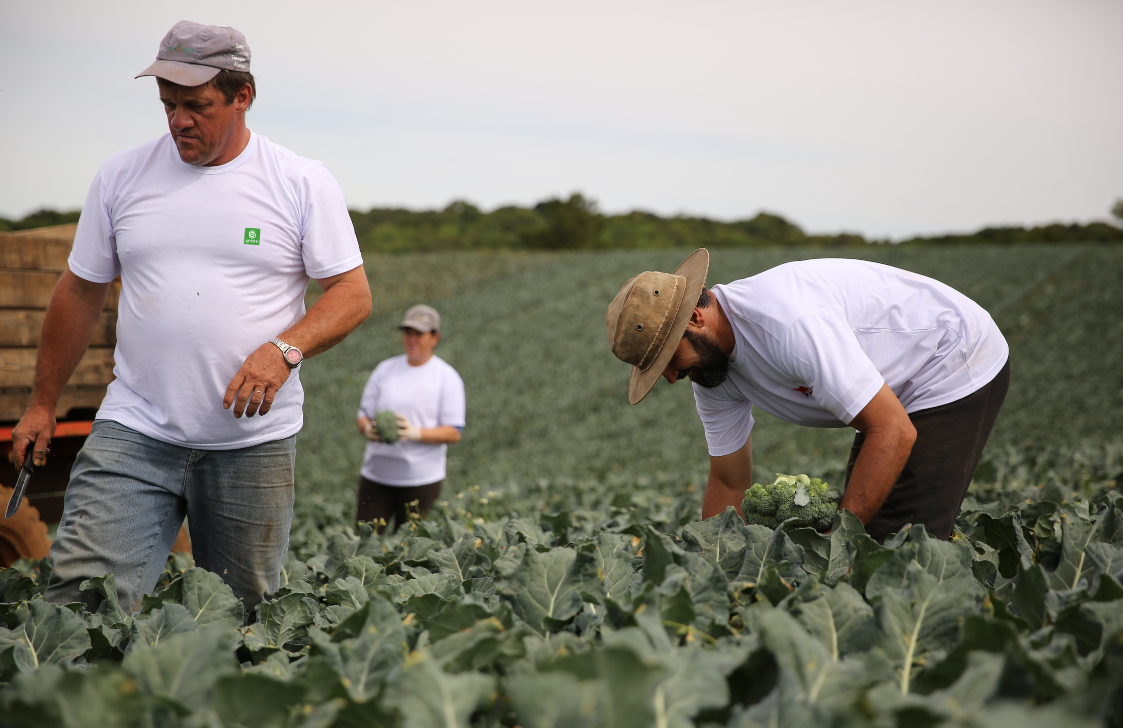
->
[357,355,467,487]
[692,258,1009,457]
[68,131,363,449]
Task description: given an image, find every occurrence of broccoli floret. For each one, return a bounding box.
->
[743,483,776,515]
[740,473,841,531]
[375,411,400,443]
[744,511,775,528]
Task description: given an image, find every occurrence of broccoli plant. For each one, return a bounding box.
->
[741,473,840,530]
[375,411,400,443]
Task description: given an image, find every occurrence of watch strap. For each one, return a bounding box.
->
[270,338,302,368]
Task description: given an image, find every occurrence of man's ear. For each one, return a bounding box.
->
[688,306,706,330]
[235,83,253,112]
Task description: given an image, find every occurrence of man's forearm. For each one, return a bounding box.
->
[31,269,110,407]
[223,267,370,418]
[838,428,916,524]
[703,438,753,520]
[281,267,371,359]
[11,270,109,468]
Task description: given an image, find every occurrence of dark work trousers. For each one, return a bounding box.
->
[356,477,443,533]
[845,359,1010,542]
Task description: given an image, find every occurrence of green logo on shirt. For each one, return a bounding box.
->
[244,228,260,245]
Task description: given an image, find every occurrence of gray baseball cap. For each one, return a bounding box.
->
[400,304,441,333]
[136,20,251,87]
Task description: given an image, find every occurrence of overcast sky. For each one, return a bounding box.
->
[2,1,1121,238]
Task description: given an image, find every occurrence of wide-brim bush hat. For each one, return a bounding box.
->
[605,248,709,404]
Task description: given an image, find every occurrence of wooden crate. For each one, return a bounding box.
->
[0,224,116,422]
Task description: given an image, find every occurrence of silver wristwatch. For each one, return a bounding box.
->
[270,338,304,369]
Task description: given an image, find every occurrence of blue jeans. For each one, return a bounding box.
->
[46,420,296,612]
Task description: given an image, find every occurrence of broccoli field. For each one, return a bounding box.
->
[2,243,1122,727]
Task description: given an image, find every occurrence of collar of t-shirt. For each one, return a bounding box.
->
[172,130,258,175]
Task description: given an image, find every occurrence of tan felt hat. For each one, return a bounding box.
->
[606,248,709,404]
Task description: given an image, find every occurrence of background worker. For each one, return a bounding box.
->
[605,249,1009,541]
[356,305,465,532]
[9,20,371,610]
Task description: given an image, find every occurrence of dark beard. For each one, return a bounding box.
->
[682,329,730,388]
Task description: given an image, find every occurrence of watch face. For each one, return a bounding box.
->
[285,348,302,365]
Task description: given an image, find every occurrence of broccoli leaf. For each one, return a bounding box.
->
[383,650,494,728]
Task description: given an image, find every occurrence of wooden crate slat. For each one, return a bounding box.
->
[0,310,115,347]
[0,239,72,271]
[0,347,115,388]
[5,223,79,240]
[0,224,78,272]
[0,271,120,311]
[0,385,108,422]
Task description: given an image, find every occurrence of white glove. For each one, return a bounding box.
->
[396,414,422,442]
[362,422,381,441]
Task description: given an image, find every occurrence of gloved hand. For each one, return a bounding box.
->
[396,414,422,442]
[362,421,382,441]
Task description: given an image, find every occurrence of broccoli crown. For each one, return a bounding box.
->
[375,411,400,444]
[740,473,840,531]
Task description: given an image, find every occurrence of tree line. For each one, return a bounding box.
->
[4,195,1122,251]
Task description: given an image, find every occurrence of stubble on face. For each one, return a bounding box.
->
[681,328,730,388]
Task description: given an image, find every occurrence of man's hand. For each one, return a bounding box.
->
[10,403,55,470]
[702,436,753,519]
[838,383,917,524]
[223,343,291,418]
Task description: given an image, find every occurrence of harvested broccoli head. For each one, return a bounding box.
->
[375,411,400,443]
[740,473,840,531]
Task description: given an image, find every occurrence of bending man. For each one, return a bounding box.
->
[605,249,1008,541]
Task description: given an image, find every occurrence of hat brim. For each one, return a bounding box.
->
[627,248,710,404]
[135,60,221,87]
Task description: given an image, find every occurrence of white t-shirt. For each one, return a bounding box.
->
[68,132,363,449]
[693,259,1009,456]
[357,354,466,486]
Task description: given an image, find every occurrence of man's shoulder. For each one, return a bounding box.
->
[712,280,794,339]
[98,135,172,178]
[717,263,849,336]
[254,134,335,184]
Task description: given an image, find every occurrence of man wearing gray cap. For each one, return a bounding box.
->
[606,249,1009,542]
[355,304,466,532]
[10,20,372,610]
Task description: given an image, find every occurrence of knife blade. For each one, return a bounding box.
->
[5,461,33,519]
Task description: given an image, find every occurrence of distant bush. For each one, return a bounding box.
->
[0,208,81,232]
[518,194,605,250]
[898,221,1123,245]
